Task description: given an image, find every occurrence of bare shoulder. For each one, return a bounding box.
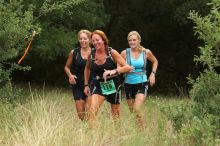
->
[143,48,152,55]
[111,48,127,59]
[71,49,74,54]
[110,48,119,55]
[117,50,125,59]
[68,49,74,56]
[121,50,126,55]
[143,48,150,53]
[109,48,120,59]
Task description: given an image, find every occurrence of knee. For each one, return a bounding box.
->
[133,106,143,116]
[87,106,98,116]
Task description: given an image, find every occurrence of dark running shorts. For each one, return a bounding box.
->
[72,84,87,101]
[124,82,148,99]
[90,79,122,104]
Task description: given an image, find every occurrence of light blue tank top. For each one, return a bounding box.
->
[125,50,147,84]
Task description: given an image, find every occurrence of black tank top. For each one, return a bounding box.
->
[91,57,116,78]
[72,48,87,85]
[90,48,116,78]
[90,48,120,88]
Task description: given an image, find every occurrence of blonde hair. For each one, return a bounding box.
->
[77,29,91,41]
[91,30,109,46]
[127,31,145,51]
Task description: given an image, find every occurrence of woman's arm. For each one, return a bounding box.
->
[64,50,77,85]
[103,49,132,80]
[84,54,91,96]
[120,50,126,60]
[146,50,158,86]
[111,49,132,73]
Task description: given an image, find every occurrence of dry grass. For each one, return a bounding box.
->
[0,87,181,146]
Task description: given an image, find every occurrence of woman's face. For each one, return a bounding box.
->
[92,34,105,50]
[128,34,140,49]
[79,33,90,48]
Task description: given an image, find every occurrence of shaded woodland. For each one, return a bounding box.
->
[1,0,213,94]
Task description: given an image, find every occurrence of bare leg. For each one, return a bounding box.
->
[87,94,104,128]
[75,99,86,120]
[83,95,92,121]
[134,93,146,129]
[127,98,135,112]
[111,104,120,120]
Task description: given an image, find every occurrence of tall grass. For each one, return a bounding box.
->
[1,86,192,146]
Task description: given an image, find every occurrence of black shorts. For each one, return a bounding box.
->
[72,84,87,101]
[90,78,122,104]
[124,82,148,99]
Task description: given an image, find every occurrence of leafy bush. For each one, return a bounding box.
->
[0,0,40,100]
[189,71,220,115]
[159,101,194,132]
[179,0,220,142]
[160,1,220,143]
[179,115,219,146]
[188,0,220,116]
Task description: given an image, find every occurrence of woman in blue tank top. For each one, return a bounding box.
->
[64,29,91,121]
[121,31,158,129]
[84,30,133,127]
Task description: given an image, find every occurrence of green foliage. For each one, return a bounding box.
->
[0,82,13,100]
[24,0,109,62]
[179,115,219,146]
[188,71,220,113]
[160,2,220,142]
[189,1,220,70]
[0,100,19,137]
[0,0,40,100]
[39,0,85,14]
[11,0,110,85]
[188,0,220,109]
[160,101,194,132]
[160,0,220,142]
[174,0,211,25]
[0,0,40,60]
[160,99,220,145]
[33,25,76,61]
[37,0,109,30]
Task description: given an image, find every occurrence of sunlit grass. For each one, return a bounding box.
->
[0,86,191,146]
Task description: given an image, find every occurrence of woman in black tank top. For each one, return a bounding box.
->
[84,30,133,128]
[64,29,91,121]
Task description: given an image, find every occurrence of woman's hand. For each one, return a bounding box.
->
[69,74,77,85]
[103,69,117,82]
[84,86,90,96]
[149,72,156,86]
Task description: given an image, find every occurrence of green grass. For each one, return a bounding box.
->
[0,85,215,146]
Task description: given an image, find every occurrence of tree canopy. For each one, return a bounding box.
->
[1,0,217,95]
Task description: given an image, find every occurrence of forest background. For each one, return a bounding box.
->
[1,0,217,95]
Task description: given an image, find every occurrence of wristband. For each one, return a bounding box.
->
[84,84,89,87]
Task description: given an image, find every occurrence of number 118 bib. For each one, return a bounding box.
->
[100,80,116,95]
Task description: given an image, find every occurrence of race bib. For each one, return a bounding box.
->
[100,80,116,95]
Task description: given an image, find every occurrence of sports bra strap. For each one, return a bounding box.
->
[126,48,147,74]
[90,47,115,62]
